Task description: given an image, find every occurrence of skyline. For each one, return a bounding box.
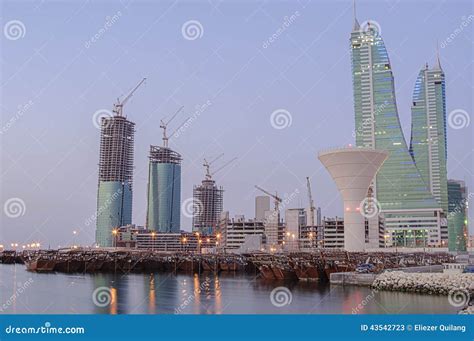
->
[1,0,473,247]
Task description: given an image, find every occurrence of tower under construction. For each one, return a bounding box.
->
[95,78,145,247]
[192,155,235,235]
[193,179,224,235]
[146,107,184,233]
[146,145,182,233]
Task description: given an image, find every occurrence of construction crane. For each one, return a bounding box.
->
[112,77,146,117]
[255,185,282,211]
[203,153,224,180]
[204,155,237,181]
[160,106,184,147]
[306,177,315,227]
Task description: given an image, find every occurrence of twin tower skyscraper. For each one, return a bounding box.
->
[351,13,454,248]
[95,89,182,247]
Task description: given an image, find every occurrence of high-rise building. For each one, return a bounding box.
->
[255,196,270,222]
[192,179,223,235]
[95,116,135,247]
[350,16,444,247]
[409,60,448,215]
[146,146,181,233]
[447,179,468,252]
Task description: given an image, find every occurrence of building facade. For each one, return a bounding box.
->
[447,180,468,251]
[146,146,181,233]
[219,212,265,250]
[192,179,223,235]
[96,116,135,247]
[350,18,444,247]
[255,196,271,222]
[409,61,448,215]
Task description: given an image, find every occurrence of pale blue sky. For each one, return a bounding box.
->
[1,0,473,246]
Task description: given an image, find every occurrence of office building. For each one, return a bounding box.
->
[350,16,444,247]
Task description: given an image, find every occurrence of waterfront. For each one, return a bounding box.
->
[0,264,459,314]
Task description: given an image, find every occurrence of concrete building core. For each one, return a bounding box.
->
[318,147,388,251]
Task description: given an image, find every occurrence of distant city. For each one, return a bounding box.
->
[92,11,469,254]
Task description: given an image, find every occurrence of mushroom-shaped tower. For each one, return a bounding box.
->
[318,147,389,251]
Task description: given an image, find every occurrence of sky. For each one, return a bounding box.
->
[1,0,473,247]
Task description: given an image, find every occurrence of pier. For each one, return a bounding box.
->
[0,248,455,282]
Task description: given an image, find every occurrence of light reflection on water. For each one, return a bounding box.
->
[0,264,459,314]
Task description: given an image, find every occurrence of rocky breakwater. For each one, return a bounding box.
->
[372,271,474,314]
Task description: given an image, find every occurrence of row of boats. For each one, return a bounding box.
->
[0,249,455,282]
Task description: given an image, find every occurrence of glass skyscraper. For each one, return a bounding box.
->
[447,180,468,252]
[146,146,181,233]
[409,59,448,215]
[350,17,444,246]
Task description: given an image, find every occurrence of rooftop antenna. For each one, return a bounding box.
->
[113,78,146,117]
[160,106,184,148]
[352,0,360,31]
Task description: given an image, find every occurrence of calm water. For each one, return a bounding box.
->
[0,264,459,314]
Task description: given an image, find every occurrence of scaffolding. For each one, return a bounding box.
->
[192,179,224,234]
[148,145,182,164]
[98,116,135,184]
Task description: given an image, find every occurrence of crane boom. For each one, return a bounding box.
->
[255,185,282,211]
[160,106,184,148]
[212,157,237,177]
[306,177,315,227]
[203,153,224,180]
[113,77,146,116]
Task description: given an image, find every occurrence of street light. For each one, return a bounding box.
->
[112,228,118,249]
[151,232,156,252]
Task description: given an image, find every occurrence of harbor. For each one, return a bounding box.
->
[0,248,455,281]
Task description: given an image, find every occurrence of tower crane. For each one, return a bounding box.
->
[203,153,224,180]
[255,185,282,212]
[306,177,315,227]
[204,155,237,181]
[112,77,146,117]
[160,106,184,147]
